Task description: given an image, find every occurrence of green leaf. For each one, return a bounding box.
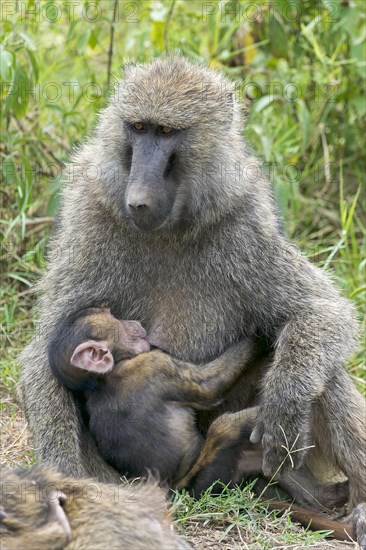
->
[88,30,98,50]
[334,7,358,36]
[76,29,92,54]
[0,47,14,82]
[350,96,366,117]
[11,65,30,117]
[269,15,288,58]
[296,100,310,152]
[45,103,65,113]
[47,176,63,216]
[27,49,39,82]
[19,31,36,51]
[4,83,16,116]
[21,155,33,190]
[42,1,60,24]
[350,286,366,299]
[253,95,282,113]
[151,20,165,50]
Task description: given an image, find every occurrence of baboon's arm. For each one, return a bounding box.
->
[250,249,358,477]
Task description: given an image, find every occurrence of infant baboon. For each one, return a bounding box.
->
[48,307,253,484]
[0,467,192,550]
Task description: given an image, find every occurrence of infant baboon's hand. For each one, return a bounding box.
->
[250,408,311,478]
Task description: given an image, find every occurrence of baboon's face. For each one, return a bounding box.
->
[100,57,236,232]
[80,309,151,358]
[122,121,186,232]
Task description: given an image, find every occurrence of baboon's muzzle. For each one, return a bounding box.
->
[126,138,177,232]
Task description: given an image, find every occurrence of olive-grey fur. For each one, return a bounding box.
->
[18,56,365,538]
[1,467,192,550]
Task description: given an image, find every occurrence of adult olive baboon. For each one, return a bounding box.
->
[0,468,191,549]
[48,307,253,483]
[18,57,365,543]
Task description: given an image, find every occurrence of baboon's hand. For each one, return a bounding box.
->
[250,410,310,478]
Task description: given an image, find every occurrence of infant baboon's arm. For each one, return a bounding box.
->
[144,340,255,407]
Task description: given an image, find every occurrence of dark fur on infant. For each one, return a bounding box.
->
[48,307,253,484]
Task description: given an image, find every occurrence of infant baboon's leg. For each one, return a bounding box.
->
[176,408,259,492]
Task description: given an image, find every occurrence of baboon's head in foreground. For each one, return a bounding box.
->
[92,57,244,232]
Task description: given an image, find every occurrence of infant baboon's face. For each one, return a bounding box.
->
[69,309,151,374]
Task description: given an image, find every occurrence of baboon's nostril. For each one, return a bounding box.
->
[128,202,148,210]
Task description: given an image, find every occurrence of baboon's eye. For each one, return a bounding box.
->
[132,122,144,131]
[159,126,173,135]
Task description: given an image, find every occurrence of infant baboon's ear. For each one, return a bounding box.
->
[70,340,114,373]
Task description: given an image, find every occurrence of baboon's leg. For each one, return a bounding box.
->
[272,466,349,512]
[345,503,366,550]
[179,406,349,512]
[313,368,366,545]
[176,408,258,492]
[313,369,366,508]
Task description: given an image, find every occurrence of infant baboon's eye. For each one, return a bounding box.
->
[132,122,144,131]
[160,126,173,135]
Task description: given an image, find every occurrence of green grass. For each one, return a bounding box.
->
[171,482,337,548]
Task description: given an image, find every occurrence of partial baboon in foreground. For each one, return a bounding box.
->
[48,307,253,483]
[18,56,365,544]
[0,468,191,550]
[0,467,355,547]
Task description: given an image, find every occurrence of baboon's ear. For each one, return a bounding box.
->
[70,341,114,373]
[46,490,72,542]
